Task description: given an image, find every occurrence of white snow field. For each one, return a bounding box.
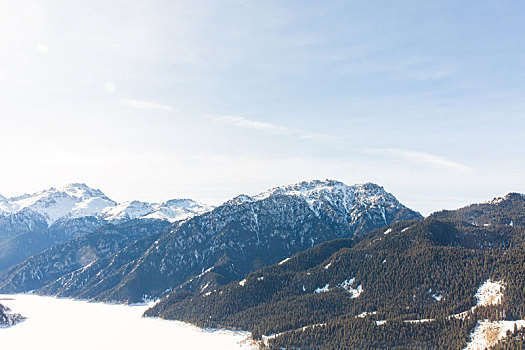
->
[0,294,256,350]
[465,320,525,350]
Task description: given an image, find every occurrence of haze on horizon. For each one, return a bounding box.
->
[1,0,523,216]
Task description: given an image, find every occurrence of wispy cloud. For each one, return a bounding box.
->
[207,115,337,141]
[368,148,472,172]
[121,99,176,112]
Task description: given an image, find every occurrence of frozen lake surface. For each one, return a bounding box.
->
[0,294,256,350]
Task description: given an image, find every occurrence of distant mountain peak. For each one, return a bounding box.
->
[243,179,407,221]
[0,184,213,225]
[59,183,108,198]
[162,198,196,206]
[253,179,345,199]
[252,180,388,200]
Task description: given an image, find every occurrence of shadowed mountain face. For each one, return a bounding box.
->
[145,194,525,350]
[0,220,170,294]
[0,180,421,304]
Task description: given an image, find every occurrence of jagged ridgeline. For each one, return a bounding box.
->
[146,193,525,350]
[0,180,421,303]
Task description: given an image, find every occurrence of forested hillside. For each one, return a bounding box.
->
[147,194,525,349]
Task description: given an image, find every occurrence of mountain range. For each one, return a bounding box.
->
[0,183,212,271]
[0,180,421,304]
[2,180,524,349]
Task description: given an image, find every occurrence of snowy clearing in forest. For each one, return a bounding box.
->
[474,280,504,307]
[464,320,525,350]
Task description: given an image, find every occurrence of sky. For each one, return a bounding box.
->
[0,0,523,215]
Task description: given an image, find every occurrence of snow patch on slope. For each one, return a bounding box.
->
[69,197,116,218]
[278,257,291,265]
[339,278,362,298]
[314,284,330,293]
[475,280,504,307]
[465,320,525,350]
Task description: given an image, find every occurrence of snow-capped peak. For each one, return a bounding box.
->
[102,201,156,222]
[253,180,389,202]
[217,180,417,229]
[0,184,213,225]
[248,180,404,218]
[3,183,115,224]
[59,183,108,200]
[103,199,213,223]
[142,199,214,222]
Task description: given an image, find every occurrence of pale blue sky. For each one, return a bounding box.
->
[0,0,524,214]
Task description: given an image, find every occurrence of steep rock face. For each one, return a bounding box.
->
[0,183,212,272]
[37,180,421,303]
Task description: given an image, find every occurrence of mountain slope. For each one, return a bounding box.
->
[0,220,170,293]
[146,194,525,349]
[430,192,525,227]
[27,180,421,304]
[0,216,106,272]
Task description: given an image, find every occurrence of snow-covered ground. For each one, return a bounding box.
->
[0,294,256,350]
[474,280,504,307]
[465,320,525,350]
